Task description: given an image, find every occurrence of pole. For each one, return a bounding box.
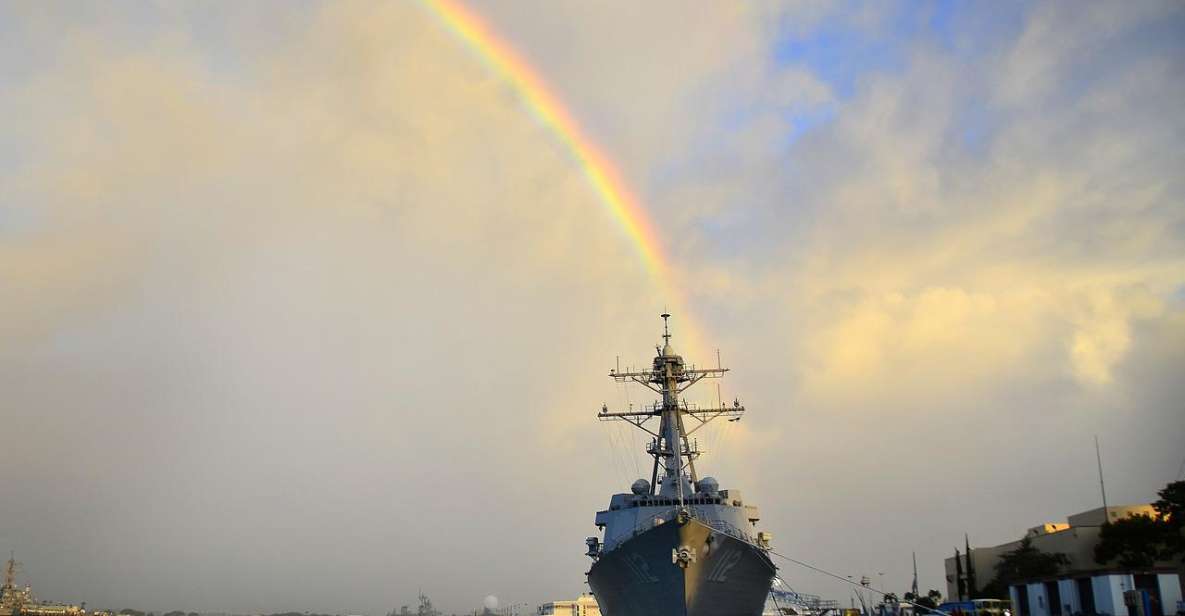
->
[912,552,919,597]
[1095,436,1109,522]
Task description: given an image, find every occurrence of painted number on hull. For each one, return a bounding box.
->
[706,548,742,583]
[625,551,659,584]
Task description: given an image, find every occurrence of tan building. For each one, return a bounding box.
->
[945,505,1181,616]
[536,594,599,616]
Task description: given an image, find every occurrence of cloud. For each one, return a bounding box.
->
[1,1,1182,612]
[656,1,1185,401]
[1,2,674,610]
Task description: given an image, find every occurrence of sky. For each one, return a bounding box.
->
[1,0,1183,613]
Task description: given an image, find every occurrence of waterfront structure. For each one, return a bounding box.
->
[0,555,84,616]
[764,583,841,616]
[945,506,1182,616]
[584,315,776,615]
[536,594,600,616]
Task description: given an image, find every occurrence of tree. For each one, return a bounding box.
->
[1154,480,1185,524]
[955,549,965,600]
[877,593,899,616]
[1095,481,1185,570]
[991,537,1069,587]
[1153,480,1185,598]
[905,590,944,613]
[965,536,977,600]
[977,577,1009,600]
[1094,513,1174,568]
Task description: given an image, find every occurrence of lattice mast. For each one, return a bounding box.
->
[3,552,16,590]
[599,314,744,506]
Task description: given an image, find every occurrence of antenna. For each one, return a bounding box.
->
[600,316,738,502]
[1095,435,1109,522]
[911,551,919,597]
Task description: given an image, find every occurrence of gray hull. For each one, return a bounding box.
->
[587,517,775,616]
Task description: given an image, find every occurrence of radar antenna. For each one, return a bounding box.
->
[600,314,745,508]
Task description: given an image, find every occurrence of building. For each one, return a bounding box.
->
[944,505,1182,616]
[535,594,599,616]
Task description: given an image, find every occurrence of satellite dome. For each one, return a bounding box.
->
[483,596,499,609]
[662,342,676,357]
[696,476,719,494]
[631,479,651,495]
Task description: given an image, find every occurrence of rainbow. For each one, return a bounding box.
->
[420,0,707,351]
[421,0,667,276]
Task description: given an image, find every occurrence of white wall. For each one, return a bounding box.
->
[1157,574,1181,616]
[1004,573,1177,616]
[1057,579,1079,615]
[1093,574,1134,616]
[1029,583,1050,616]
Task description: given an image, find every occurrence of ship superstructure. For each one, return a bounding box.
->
[0,555,83,616]
[585,315,776,616]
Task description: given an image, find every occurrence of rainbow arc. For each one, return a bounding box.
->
[422,0,705,357]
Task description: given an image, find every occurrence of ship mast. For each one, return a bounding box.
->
[3,552,16,590]
[599,314,744,506]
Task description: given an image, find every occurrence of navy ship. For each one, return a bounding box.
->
[0,554,84,616]
[585,315,776,616]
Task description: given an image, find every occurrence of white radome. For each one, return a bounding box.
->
[483,595,499,609]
